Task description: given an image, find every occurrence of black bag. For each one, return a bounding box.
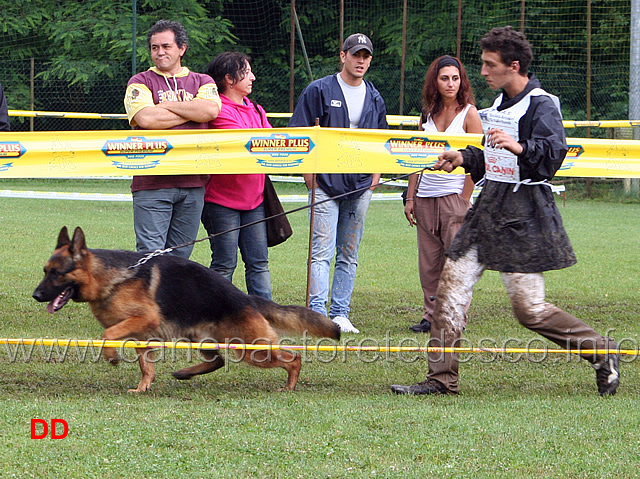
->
[263,176,293,247]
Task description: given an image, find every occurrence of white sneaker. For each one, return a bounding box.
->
[332,315,360,334]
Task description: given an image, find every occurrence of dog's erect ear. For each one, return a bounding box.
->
[69,227,87,256]
[56,226,71,249]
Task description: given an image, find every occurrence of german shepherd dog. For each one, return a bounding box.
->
[33,226,340,392]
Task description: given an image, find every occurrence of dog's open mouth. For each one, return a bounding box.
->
[47,287,74,314]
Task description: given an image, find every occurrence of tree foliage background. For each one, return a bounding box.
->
[0,0,631,134]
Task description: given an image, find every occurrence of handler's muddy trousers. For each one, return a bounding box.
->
[427,246,617,393]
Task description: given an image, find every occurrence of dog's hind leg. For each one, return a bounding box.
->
[129,348,155,393]
[245,349,302,391]
[172,350,225,380]
[237,313,303,391]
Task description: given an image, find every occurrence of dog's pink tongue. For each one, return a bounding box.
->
[46,289,71,314]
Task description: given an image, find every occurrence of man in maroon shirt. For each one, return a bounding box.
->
[124,20,220,258]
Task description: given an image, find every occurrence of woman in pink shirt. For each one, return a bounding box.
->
[202,52,272,299]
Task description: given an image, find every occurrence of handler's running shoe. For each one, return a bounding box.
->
[409,319,432,333]
[331,315,360,334]
[593,354,620,396]
[391,379,456,396]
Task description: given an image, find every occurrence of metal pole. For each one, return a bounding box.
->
[457,0,462,58]
[306,173,316,308]
[339,0,344,49]
[586,0,592,132]
[289,0,296,112]
[630,0,640,193]
[586,0,592,196]
[630,0,640,126]
[132,0,137,76]
[30,58,34,132]
[398,0,408,115]
[293,7,313,82]
[306,117,320,308]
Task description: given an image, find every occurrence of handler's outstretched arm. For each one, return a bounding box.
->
[434,150,464,172]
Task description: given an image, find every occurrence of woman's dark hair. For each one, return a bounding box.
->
[420,55,474,122]
[480,26,533,74]
[205,52,251,94]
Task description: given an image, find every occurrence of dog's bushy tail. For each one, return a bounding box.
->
[253,297,340,340]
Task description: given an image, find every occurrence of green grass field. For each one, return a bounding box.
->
[0,178,639,478]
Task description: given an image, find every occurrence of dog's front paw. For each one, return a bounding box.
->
[127,386,149,393]
[128,378,153,393]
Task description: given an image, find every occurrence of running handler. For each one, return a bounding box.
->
[391,26,620,397]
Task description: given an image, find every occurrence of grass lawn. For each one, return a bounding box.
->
[0,178,639,478]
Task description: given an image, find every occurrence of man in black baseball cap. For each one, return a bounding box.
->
[341,33,373,55]
[288,33,387,334]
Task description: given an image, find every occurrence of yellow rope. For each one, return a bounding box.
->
[0,338,633,356]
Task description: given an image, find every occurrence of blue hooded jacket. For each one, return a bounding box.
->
[288,73,388,199]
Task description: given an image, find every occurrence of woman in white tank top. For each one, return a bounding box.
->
[404,55,483,333]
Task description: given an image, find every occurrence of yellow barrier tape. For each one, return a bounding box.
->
[0,338,634,356]
[9,109,127,120]
[9,109,640,129]
[562,120,640,128]
[1,127,639,178]
[387,116,640,129]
